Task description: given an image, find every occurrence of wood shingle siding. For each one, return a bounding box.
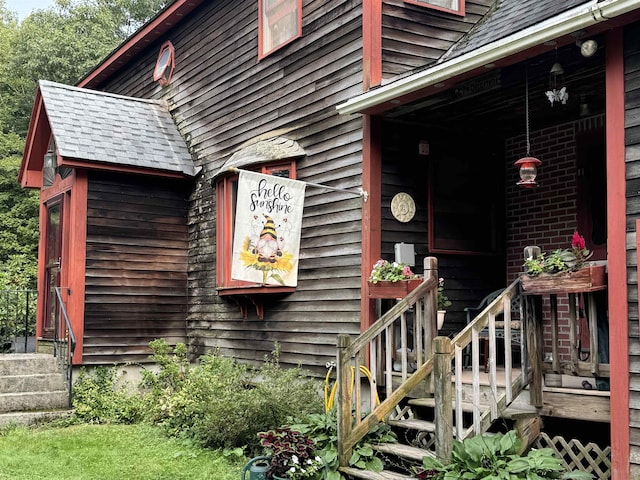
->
[381,0,495,81]
[94,0,364,372]
[626,20,640,473]
[82,173,189,363]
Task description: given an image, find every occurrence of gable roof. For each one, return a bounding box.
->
[38,80,197,177]
[338,0,640,115]
[442,0,592,61]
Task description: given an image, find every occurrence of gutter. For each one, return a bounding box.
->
[337,0,640,115]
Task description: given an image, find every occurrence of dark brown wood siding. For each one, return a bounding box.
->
[625,21,640,474]
[83,173,189,364]
[94,0,364,374]
[381,0,495,81]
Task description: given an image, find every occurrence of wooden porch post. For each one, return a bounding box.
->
[523,295,543,407]
[433,336,453,462]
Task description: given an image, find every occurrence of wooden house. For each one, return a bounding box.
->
[16,0,640,476]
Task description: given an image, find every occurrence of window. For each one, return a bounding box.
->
[216,161,297,291]
[258,0,302,59]
[153,41,175,86]
[404,0,464,16]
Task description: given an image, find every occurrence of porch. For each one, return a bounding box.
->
[336,258,611,478]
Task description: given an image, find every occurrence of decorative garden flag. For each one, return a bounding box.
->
[232,170,306,286]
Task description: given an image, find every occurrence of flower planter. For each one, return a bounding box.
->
[367,279,422,299]
[519,263,606,294]
[437,310,446,330]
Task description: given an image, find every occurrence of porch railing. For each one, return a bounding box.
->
[54,287,76,406]
[0,289,37,353]
[336,260,532,465]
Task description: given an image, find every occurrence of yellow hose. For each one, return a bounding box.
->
[324,364,380,412]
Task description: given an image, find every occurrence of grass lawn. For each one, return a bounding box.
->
[0,423,244,480]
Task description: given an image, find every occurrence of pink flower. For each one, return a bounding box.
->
[402,265,414,277]
[571,231,586,250]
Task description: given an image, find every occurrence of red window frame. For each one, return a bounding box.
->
[404,0,464,16]
[153,41,175,86]
[216,161,297,292]
[258,0,302,59]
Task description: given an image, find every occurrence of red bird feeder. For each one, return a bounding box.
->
[514,156,541,188]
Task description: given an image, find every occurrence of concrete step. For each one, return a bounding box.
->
[0,391,69,413]
[0,409,72,428]
[0,354,60,376]
[0,373,66,394]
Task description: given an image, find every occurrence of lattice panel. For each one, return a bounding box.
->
[534,432,611,479]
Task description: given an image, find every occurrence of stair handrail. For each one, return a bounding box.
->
[336,257,439,465]
[54,287,76,406]
[443,278,530,446]
[336,270,534,468]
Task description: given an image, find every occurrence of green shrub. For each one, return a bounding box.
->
[72,366,144,424]
[139,340,324,452]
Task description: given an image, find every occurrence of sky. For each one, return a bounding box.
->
[5,0,56,21]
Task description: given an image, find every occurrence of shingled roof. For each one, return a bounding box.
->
[39,80,197,177]
[442,0,593,62]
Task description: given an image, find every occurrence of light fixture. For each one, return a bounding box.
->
[515,65,541,188]
[577,39,598,58]
[545,48,568,106]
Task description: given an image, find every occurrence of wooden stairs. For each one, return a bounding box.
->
[335,258,538,479]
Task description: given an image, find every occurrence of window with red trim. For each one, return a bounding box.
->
[216,161,297,292]
[258,0,302,59]
[404,0,464,16]
[153,41,175,86]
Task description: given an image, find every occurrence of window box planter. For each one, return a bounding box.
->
[367,279,423,299]
[519,263,606,294]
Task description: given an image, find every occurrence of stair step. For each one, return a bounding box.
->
[0,354,60,376]
[388,418,435,433]
[373,443,433,462]
[0,391,69,413]
[0,373,66,394]
[408,397,538,420]
[0,409,72,427]
[340,466,414,480]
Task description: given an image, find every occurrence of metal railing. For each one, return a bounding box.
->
[54,287,76,406]
[0,289,37,353]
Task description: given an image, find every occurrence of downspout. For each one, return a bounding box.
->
[337,0,640,115]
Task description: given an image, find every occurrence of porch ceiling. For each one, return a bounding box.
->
[381,40,606,136]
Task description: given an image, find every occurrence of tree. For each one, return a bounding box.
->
[0,0,167,289]
[1,0,167,135]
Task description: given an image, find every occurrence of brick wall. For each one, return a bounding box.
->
[505,116,604,362]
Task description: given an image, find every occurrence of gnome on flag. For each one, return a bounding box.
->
[231,170,306,286]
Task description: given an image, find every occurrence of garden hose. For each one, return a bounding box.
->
[324,363,380,412]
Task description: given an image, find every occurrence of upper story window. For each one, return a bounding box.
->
[216,161,297,292]
[153,41,175,86]
[404,0,464,16]
[258,0,302,59]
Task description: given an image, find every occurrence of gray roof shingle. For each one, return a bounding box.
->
[442,0,593,62]
[39,80,197,177]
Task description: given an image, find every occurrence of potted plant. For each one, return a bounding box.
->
[258,426,323,480]
[521,231,605,294]
[367,259,422,299]
[437,277,452,329]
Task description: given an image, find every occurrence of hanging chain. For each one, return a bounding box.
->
[525,64,531,156]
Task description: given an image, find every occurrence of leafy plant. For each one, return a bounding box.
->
[523,231,593,276]
[369,259,417,283]
[258,427,320,479]
[416,430,593,479]
[437,278,452,310]
[289,409,397,480]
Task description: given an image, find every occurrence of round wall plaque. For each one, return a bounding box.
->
[391,192,416,223]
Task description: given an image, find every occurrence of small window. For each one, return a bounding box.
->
[216,161,297,291]
[404,0,464,16]
[153,41,175,86]
[258,0,302,59]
